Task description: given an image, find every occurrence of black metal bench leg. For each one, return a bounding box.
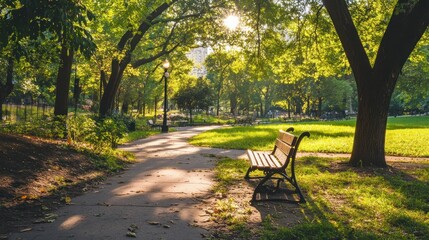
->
[252,172,275,201]
[278,172,306,203]
[244,167,252,179]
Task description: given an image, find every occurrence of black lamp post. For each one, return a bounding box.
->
[161,59,170,133]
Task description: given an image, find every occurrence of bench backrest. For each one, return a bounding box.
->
[273,130,297,167]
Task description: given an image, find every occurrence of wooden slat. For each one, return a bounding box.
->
[254,152,264,167]
[278,130,297,146]
[268,154,282,168]
[275,139,293,156]
[247,149,258,167]
[258,152,270,167]
[273,150,287,166]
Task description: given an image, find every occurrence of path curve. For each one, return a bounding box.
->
[10,126,247,240]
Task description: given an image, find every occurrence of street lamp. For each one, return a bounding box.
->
[161,59,170,133]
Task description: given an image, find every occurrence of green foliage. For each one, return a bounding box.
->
[2,0,96,56]
[1,115,67,139]
[87,116,127,150]
[67,114,96,143]
[174,77,214,122]
[190,116,429,157]
[0,113,138,150]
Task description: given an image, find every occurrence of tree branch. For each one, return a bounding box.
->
[373,0,429,78]
[132,42,181,68]
[322,0,372,81]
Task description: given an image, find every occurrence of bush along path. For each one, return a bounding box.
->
[8,126,248,240]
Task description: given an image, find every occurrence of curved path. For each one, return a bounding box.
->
[10,126,247,240]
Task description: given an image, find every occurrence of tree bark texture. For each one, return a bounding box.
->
[323,0,429,167]
[54,44,74,116]
[0,58,14,121]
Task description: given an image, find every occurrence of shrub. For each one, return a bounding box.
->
[87,117,127,150]
[67,115,96,143]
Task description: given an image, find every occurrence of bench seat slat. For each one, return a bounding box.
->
[268,154,282,168]
[254,152,265,167]
[258,152,270,167]
[247,149,259,167]
[247,150,275,169]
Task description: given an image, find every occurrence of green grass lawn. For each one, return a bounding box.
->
[213,157,429,239]
[190,116,429,157]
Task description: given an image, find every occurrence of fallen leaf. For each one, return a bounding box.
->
[128,224,138,232]
[147,221,160,225]
[126,231,137,238]
[64,196,72,204]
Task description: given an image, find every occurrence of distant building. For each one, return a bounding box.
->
[187,47,209,77]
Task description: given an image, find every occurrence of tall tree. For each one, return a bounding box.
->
[322,0,429,167]
[0,57,13,121]
[98,0,179,117]
[1,0,95,117]
[205,50,235,116]
[175,77,213,123]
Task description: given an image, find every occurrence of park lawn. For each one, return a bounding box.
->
[189,116,429,157]
[212,157,429,239]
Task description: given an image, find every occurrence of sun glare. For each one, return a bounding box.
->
[223,15,239,30]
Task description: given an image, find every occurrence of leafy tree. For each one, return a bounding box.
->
[322,0,429,166]
[205,50,235,116]
[1,0,96,117]
[98,0,199,116]
[174,78,214,123]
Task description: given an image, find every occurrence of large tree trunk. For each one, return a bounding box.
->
[99,2,176,117]
[0,58,14,121]
[230,95,237,116]
[323,0,429,167]
[54,44,74,116]
[350,73,394,166]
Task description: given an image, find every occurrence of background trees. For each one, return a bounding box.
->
[1,0,428,166]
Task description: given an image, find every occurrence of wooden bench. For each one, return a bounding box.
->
[147,119,161,130]
[245,127,310,203]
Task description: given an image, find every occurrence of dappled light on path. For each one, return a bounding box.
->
[10,126,249,239]
[59,215,85,230]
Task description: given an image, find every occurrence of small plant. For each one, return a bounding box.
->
[87,117,127,150]
[67,114,96,143]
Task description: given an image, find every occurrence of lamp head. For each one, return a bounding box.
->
[162,59,170,70]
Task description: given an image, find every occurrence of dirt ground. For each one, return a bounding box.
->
[0,133,108,236]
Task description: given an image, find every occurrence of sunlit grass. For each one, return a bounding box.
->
[215,157,429,239]
[190,116,429,157]
[118,130,159,144]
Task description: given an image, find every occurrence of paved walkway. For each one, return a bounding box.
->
[10,126,247,240]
